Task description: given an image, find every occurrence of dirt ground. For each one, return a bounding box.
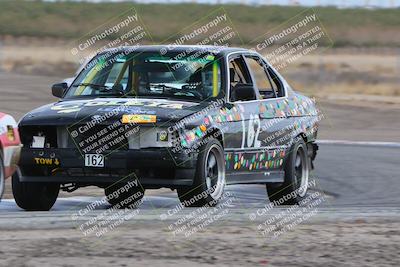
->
[0,220,399,267]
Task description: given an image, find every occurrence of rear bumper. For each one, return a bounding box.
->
[18,148,197,187]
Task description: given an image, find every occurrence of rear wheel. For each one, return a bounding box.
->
[104,182,145,209]
[177,138,225,207]
[266,139,310,205]
[12,168,60,211]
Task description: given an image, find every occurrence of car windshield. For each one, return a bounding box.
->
[66,50,223,101]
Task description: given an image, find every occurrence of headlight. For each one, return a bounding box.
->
[6,126,15,141]
[128,127,173,149]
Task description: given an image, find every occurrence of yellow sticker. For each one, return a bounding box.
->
[122,114,157,124]
[34,158,60,165]
[206,55,215,61]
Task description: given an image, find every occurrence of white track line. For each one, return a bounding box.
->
[317,140,400,148]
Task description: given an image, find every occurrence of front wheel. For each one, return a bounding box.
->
[12,168,60,211]
[266,139,310,205]
[177,138,225,207]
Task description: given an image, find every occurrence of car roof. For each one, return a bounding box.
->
[99,45,248,57]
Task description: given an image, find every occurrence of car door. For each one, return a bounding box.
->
[223,52,285,184]
[226,52,290,183]
[222,53,256,151]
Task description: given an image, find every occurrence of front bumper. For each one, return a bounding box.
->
[18,148,197,187]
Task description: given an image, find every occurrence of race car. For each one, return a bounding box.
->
[0,112,21,200]
[13,45,319,211]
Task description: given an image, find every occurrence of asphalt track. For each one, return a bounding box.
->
[0,142,399,223]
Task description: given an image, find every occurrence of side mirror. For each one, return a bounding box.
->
[52,83,68,98]
[231,83,256,101]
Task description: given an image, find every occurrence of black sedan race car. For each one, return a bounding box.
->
[13,45,319,211]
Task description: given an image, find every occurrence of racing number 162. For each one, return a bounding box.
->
[241,114,261,148]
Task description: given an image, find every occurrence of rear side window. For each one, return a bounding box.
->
[245,56,277,99]
[266,66,285,97]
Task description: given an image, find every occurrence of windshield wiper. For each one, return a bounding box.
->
[73,83,126,95]
[72,83,111,89]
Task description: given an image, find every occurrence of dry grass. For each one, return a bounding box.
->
[0,2,400,47]
[298,83,400,97]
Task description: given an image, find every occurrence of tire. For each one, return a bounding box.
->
[104,181,145,209]
[266,138,310,205]
[0,153,5,201]
[177,138,225,207]
[12,168,60,211]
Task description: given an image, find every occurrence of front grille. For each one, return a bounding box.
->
[20,124,131,152]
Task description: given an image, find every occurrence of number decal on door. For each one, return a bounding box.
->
[241,114,261,148]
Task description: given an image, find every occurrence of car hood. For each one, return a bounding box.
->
[20,98,211,126]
